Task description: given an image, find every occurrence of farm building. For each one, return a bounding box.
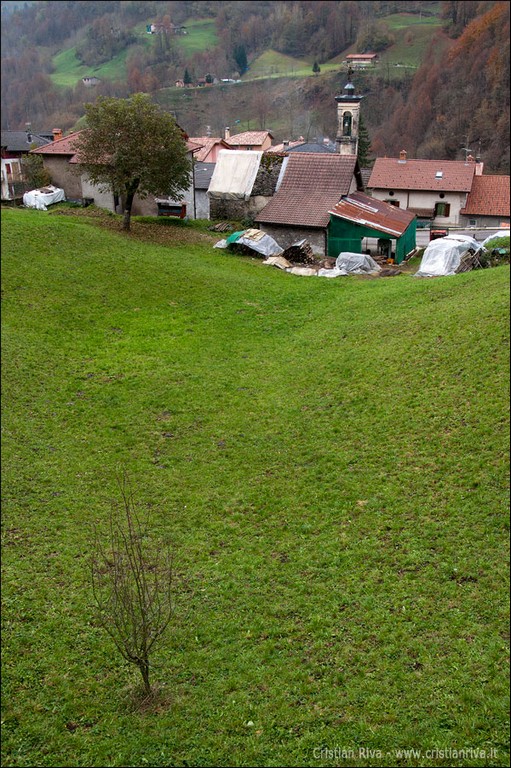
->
[328,192,417,264]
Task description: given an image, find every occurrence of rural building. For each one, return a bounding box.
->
[194,162,215,219]
[329,191,416,263]
[208,149,285,221]
[30,130,84,199]
[224,129,274,151]
[1,128,52,200]
[31,129,201,218]
[367,152,483,227]
[344,53,379,68]
[188,136,234,163]
[255,153,364,256]
[459,174,510,229]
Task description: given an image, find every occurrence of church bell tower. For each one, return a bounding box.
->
[335,69,364,156]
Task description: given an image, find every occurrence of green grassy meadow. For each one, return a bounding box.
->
[1,207,509,767]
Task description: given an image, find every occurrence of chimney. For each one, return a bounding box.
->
[283,140,289,148]
[224,126,230,140]
[25,122,32,143]
[398,149,407,163]
[206,125,212,138]
[52,128,63,142]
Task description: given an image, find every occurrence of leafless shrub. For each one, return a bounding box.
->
[90,473,173,697]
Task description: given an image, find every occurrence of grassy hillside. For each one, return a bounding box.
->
[1,207,509,767]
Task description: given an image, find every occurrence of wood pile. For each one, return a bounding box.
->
[208,221,234,232]
[281,240,317,265]
[456,251,483,273]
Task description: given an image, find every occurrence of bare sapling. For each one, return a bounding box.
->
[91,473,173,697]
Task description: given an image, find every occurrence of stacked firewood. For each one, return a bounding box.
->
[281,240,317,265]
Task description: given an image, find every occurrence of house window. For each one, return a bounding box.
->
[385,199,400,207]
[6,163,11,174]
[469,219,477,227]
[434,202,450,217]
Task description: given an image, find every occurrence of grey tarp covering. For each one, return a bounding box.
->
[23,185,65,210]
[415,234,483,277]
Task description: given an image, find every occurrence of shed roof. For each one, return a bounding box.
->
[329,191,415,237]
[460,174,510,216]
[368,157,476,192]
[255,153,359,228]
[194,162,216,190]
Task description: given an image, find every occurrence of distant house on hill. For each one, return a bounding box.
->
[367,152,483,227]
[459,174,510,229]
[82,76,101,87]
[344,53,379,68]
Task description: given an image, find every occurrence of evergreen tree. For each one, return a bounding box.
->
[233,44,248,75]
[312,61,320,76]
[357,114,372,168]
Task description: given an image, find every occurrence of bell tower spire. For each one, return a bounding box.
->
[335,65,364,156]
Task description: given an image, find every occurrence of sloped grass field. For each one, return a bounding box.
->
[1,208,509,767]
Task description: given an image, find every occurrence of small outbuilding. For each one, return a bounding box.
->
[328,191,416,263]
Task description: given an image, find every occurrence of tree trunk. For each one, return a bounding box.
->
[122,181,139,231]
[138,659,151,696]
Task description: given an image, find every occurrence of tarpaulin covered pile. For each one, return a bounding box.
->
[23,185,66,211]
[414,235,483,277]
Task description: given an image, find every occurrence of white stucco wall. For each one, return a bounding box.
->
[370,188,468,226]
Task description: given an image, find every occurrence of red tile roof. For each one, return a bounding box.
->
[226,130,273,147]
[188,137,232,161]
[256,153,359,227]
[368,157,476,192]
[30,131,82,156]
[329,191,415,236]
[460,175,510,216]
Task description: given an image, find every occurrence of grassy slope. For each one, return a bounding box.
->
[50,11,442,89]
[1,208,509,767]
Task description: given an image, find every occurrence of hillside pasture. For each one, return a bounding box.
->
[1,207,509,767]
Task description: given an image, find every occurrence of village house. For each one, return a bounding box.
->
[194,162,216,219]
[208,149,285,221]
[254,152,364,256]
[367,151,483,227]
[224,128,274,151]
[30,129,201,218]
[1,128,52,201]
[459,174,510,229]
[188,136,234,163]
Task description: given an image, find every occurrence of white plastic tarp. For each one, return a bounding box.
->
[207,150,263,201]
[415,235,482,277]
[23,185,65,210]
[234,228,284,257]
[335,252,381,274]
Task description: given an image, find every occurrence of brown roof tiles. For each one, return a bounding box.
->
[368,157,476,192]
[460,174,510,216]
[255,153,359,228]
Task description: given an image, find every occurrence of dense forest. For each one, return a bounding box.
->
[1,0,509,172]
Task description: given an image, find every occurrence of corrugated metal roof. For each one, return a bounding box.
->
[460,174,510,216]
[329,191,415,236]
[255,153,358,228]
[368,157,476,192]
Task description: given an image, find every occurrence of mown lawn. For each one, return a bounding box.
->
[1,207,509,767]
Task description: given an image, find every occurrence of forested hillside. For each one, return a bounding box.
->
[1,0,509,171]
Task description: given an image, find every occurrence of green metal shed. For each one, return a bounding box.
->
[328,192,417,264]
